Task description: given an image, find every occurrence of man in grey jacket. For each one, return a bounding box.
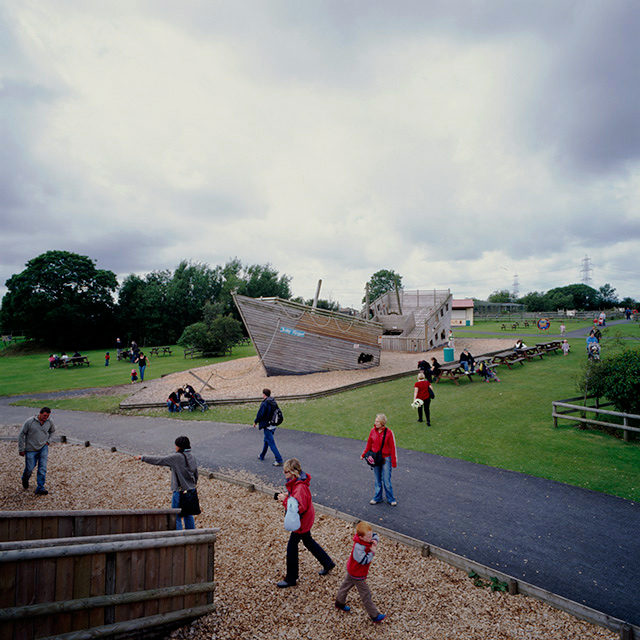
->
[18,407,55,495]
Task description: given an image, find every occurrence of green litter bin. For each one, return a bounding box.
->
[443,347,455,362]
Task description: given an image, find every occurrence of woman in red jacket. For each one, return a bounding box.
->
[276,458,334,588]
[361,414,397,506]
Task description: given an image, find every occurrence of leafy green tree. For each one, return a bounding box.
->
[178,315,243,354]
[364,269,403,303]
[579,349,640,414]
[620,297,637,310]
[598,283,618,308]
[117,270,172,345]
[545,284,600,310]
[0,250,117,348]
[518,291,551,312]
[487,290,513,304]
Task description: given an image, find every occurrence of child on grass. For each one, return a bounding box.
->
[105,352,110,366]
[335,521,386,623]
[562,340,570,356]
[131,369,138,383]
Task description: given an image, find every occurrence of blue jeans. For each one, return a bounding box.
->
[372,456,395,503]
[260,427,283,463]
[23,445,49,491]
[167,401,182,412]
[139,365,146,381]
[171,491,195,530]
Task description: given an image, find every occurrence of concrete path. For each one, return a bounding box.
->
[2,397,638,627]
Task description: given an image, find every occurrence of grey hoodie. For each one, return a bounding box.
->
[18,415,55,454]
[141,449,198,491]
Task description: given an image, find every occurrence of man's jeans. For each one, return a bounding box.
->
[171,491,195,530]
[23,445,49,491]
[260,427,283,463]
[372,456,395,503]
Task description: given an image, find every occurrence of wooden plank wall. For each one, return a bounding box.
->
[0,509,178,543]
[0,530,218,640]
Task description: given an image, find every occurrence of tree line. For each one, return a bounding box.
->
[0,251,293,350]
[485,283,636,312]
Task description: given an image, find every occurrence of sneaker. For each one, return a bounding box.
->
[276,580,295,588]
[258,456,265,461]
[369,499,380,505]
[273,461,283,467]
[34,488,49,495]
[372,613,386,623]
[318,563,335,576]
[22,476,29,489]
[390,501,397,506]
[335,602,351,612]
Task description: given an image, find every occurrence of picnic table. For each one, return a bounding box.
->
[55,356,90,368]
[434,361,475,385]
[536,341,561,355]
[490,349,526,369]
[149,346,173,356]
[519,346,545,361]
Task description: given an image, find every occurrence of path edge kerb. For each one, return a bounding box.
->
[29,435,639,639]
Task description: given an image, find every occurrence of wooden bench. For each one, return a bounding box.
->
[149,346,173,356]
[435,361,474,385]
[537,341,561,355]
[519,346,545,361]
[183,346,232,359]
[491,351,526,369]
[54,356,90,368]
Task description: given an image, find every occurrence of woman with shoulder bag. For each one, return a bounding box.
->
[135,435,199,530]
[361,414,398,506]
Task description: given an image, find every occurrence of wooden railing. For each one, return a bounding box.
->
[552,396,640,442]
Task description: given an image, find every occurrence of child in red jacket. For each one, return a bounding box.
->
[335,521,386,623]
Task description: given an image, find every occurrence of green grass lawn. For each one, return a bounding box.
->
[0,343,257,396]
[454,319,595,338]
[7,338,640,502]
[600,322,640,339]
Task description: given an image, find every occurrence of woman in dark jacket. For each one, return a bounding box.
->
[135,435,198,529]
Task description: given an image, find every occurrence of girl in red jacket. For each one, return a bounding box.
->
[335,521,386,623]
[276,458,334,588]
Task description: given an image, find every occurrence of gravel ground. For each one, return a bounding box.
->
[123,339,513,405]
[1,442,615,640]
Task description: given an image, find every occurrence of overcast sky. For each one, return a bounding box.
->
[1,1,639,308]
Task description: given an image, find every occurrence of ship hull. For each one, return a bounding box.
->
[233,294,382,376]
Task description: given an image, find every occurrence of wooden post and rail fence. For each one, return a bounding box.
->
[552,396,640,442]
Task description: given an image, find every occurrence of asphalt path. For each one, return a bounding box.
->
[2,397,638,627]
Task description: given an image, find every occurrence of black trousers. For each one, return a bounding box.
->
[285,530,333,583]
[418,398,431,424]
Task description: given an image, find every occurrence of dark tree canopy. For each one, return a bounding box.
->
[364,269,403,303]
[0,250,118,348]
[487,289,513,304]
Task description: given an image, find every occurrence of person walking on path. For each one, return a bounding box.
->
[335,520,386,623]
[253,388,283,466]
[361,414,398,506]
[276,458,334,588]
[413,372,432,425]
[135,435,198,530]
[18,407,55,495]
[135,351,149,381]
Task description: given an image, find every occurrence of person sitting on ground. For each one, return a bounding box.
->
[417,359,432,382]
[459,349,475,373]
[477,361,500,383]
[167,388,184,412]
[514,339,527,350]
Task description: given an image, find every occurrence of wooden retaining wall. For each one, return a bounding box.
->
[0,509,179,543]
[0,528,218,640]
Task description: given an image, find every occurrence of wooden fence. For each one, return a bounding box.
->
[0,509,179,543]
[0,528,218,640]
[552,396,640,442]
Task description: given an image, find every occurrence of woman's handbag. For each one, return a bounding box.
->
[364,428,387,467]
[179,488,201,516]
[428,386,435,399]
